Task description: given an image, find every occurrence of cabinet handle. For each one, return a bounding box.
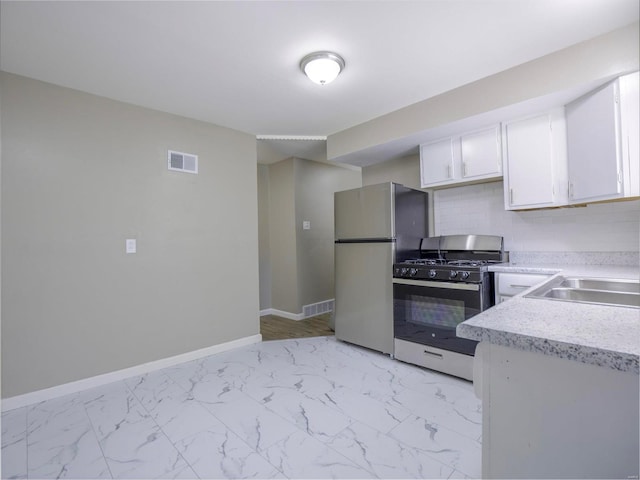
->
[462,162,467,176]
[510,284,531,289]
[447,165,452,178]
[424,350,444,359]
[509,188,514,204]
[569,182,574,199]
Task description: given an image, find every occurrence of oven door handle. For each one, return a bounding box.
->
[423,349,444,359]
[392,278,480,291]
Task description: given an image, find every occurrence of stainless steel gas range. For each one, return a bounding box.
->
[393,234,507,381]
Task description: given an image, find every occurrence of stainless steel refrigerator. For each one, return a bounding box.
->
[334,182,428,354]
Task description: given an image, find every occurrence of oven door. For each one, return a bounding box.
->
[393,278,481,355]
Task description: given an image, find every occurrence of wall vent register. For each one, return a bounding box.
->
[168,150,198,174]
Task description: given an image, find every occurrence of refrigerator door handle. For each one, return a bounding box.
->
[335,238,396,244]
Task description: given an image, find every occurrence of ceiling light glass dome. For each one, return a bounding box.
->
[300,51,345,85]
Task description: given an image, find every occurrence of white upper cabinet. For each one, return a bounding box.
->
[460,126,503,179]
[420,126,502,188]
[502,108,569,210]
[417,71,638,210]
[420,138,456,186]
[566,71,639,204]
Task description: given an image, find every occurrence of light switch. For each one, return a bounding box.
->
[303,221,311,230]
[126,239,137,254]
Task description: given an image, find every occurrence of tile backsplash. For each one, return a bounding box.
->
[434,181,640,254]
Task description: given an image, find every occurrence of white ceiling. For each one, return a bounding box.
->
[1,0,638,165]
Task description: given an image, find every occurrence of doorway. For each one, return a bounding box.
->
[260,313,333,341]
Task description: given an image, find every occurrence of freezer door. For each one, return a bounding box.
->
[335,183,394,240]
[334,242,394,354]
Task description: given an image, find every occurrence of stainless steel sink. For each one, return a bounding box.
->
[558,277,640,293]
[525,275,640,308]
[542,287,640,307]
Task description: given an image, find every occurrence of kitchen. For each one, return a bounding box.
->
[1,1,639,479]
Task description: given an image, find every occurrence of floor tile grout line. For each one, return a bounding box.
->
[224,353,412,478]
[188,388,291,478]
[161,366,289,478]
[128,366,290,478]
[172,356,377,478]
[81,400,115,479]
[164,336,479,475]
[245,340,428,438]
[238,386,364,469]
[310,420,384,479]
[380,411,471,476]
[10,336,482,479]
[385,394,483,445]
[123,380,201,479]
[24,405,29,479]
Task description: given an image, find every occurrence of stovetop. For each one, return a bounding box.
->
[393,259,503,283]
[401,258,502,268]
[393,234,507,283]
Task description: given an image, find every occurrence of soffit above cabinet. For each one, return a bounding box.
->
[328,77,618,168]
[327,22,639,168]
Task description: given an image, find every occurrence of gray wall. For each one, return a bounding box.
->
[257,164,272,310]
[265,159,298,313]
[294,159,361,309]
[1,72,260,398]
[259,157,360,314]
[362,154,421,189]
[362,155,435,238]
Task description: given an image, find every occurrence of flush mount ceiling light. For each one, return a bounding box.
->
[300,51,345,85]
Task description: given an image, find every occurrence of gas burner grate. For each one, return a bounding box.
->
[403,258,447,266]
[447,259,490,267]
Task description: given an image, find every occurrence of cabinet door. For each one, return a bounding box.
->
[497,273,549,296]
[566,80,622,203]
[461,126,502,179]
[420,138,456,186]
[619,71,639,198]
[503,114,556,208]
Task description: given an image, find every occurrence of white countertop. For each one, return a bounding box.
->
[489,263,639,279]
[457,263,640,373]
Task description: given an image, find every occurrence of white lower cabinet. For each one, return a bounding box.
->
[502,108,569,210]
[495,272,550,304]
[476,342,639,479]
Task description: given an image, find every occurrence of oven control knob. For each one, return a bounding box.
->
[449,270,458,278]
[428,269,437,278]
[460,271,470,280]
[401,268,409,276]
[409,268,418,277]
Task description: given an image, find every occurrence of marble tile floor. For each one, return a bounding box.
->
[1,336,481,479]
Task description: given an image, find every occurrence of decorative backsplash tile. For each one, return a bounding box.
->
[434,182,640,255]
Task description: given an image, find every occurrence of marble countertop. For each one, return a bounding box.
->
[489,263,639,279]
[457,263,640,374]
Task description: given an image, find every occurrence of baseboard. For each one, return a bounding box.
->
[259,308,305,320]
[260,299,334,321]
[1,333,262,412]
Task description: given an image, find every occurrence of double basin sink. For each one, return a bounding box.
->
[525,276,640,308]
